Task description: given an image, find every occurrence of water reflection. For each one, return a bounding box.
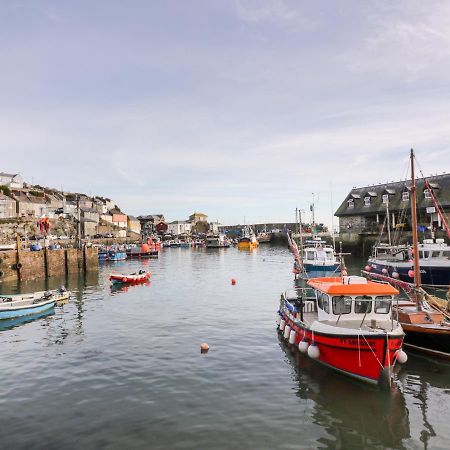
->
[110,281,151,295]
[0,308,55,331]
[278,334,411,449]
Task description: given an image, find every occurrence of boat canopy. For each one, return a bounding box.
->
[307,276,399,296]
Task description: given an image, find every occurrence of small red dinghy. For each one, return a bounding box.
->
[109,270,151,285]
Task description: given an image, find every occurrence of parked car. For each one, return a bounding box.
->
[104,233,113,238]
[93,233,104,239]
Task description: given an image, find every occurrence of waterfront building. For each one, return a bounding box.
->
[0,191,16,219]
[0,172,23,189]
[168,220,192,236]
[335,173,450,234]
[112,213,128,229]
[138,214,166,235]
[189,212,208,224]
[127,216,141,235]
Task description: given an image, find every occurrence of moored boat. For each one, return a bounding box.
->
[109,270,151,285]
[364,149,450,358]
[277,275,407,386]
[367,239,450,288]
[205,232,230,248]
[237,226,259,249]
[0,290,59,320]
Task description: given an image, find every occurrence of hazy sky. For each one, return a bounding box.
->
[1,0,450,225]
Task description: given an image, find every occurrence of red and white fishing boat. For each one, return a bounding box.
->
[277,275,407,386]
[109,270,151,285]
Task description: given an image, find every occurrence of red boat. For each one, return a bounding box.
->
[277,276,407,387]
[109,270,151,285]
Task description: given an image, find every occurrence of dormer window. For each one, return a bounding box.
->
[347,199,354,208]
[424,189,432,199]
[382,194,389,204]
[402,191,409,202]
[364,196,371,206]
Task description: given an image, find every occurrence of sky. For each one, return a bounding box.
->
[1,0,450,226]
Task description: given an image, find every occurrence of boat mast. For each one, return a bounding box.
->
[386,200,392,246]
[298,208,304,266]
[410,148,422,293]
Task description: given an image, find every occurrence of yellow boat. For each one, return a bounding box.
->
[237,226,259,249]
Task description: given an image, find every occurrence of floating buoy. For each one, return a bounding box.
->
[408,270,415,278]
[284,325,291,340]
[382,268,388,274]
[392,271,399,279]
[298,340,309,353]
[231,278,236,285]
[279,319,286,331]
[365,265,372,272]
[200,343,209,353]
[289,329,296,344]
[396,349,408,364]
[307,344,320,359]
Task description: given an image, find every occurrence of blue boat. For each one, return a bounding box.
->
[0,308,55,331]
[0,294,55,320]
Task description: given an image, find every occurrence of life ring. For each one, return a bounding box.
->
[14,263,22,270]
[122,277,128,282]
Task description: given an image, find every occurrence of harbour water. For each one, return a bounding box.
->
[0,245,449,449]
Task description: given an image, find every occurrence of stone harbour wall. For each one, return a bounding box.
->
[0,247,98,283]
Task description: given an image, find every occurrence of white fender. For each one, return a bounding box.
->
[396,349,408,364]
[279,319,285,331]
[284,325,291,340]
[307,344,320,359]
[289,329,296,344]
[298,340,309,353]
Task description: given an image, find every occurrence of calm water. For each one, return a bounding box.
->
[0,246,449,450]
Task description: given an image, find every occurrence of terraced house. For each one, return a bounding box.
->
[335,173,450,234]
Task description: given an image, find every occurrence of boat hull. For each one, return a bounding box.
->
[0,299,55,320]
[368,259,450,287]
[278,310,404,385]
[237,242,258,249]
[401,323,450,356]
[109,273,151,284]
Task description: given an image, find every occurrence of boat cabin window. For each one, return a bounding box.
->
[402,191,409,201]
[443,251,450,260]
[374,296,391,314]
[355,296,372,313]
[431,251,441,258]
[424,189,432,199]
[316,292,330,314]
[306,251,315,260]
[332,296,352,315]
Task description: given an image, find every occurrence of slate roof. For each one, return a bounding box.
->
[335,173,450,217]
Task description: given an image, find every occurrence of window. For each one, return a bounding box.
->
[382,194,389,204]
[364,196,371,206]
[424,189,432,199]
[375,296,391,314]
[347,199,354,208]
[322,294,330,314]
[317,292,323,310]
[355,296,372,313]
[443,251,450,260]
[332,296,352,315]
[402,191,409,201]
[431,251,441,258]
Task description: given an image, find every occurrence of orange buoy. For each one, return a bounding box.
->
[231,278,236,285]
[200,342,209,353]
